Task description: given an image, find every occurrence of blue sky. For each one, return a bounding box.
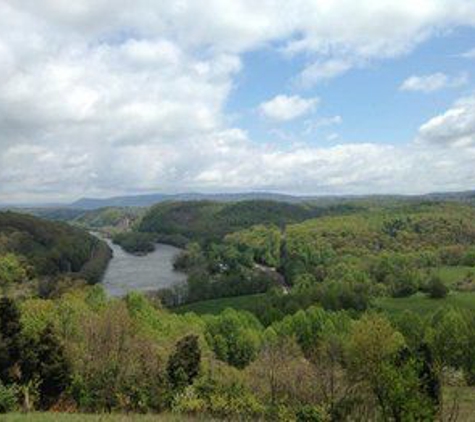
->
[228,26,475,147]
[0,1,475,202]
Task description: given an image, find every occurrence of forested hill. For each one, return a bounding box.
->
[64,189,475,209]
[136,200,361,244]
[0,211,111,286]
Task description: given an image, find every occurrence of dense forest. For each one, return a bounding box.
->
[111,200,361,251]
[1,199,475,419]
[0,283,472,419]
[132,201,475,319]
[0,211,111,292]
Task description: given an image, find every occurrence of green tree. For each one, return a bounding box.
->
[0,254,27,293]
[167,335,201,390]
[20,325,71,409]
[0,297,22,384]
[348,314,436,420]
[205,309,262,369]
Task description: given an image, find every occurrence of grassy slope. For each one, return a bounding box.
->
[376,291,475,315]
[432,266,474,286]
[174,294,265,315]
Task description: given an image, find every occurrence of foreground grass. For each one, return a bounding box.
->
[4,388,475,421]
[173,293,265,315]
[3,414,212,422]
[376,291,475,315]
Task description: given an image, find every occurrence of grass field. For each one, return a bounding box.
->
[376,291,475,315]
[431,265,474,286]
[3,388,475,421]
[3,414,211,422]
[444,386,475,421]
[173,293,265,315]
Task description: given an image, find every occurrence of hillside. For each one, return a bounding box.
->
[136,200,360,245]
[64,189,475,210]
[0,211,111,286]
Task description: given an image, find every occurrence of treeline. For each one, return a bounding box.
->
[0,288,470,419]
[136,200,361,245]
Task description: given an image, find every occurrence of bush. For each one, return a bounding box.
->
[0,382,17,413]
[112,232,155,254]
[427,275,449,299]
[296,404,330,421]
[167,335,201,390]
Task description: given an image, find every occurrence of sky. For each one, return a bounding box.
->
[0,1,475,203]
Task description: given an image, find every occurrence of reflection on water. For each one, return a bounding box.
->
[101,238,187,297]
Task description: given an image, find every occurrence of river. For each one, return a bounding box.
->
[100,238,187,297]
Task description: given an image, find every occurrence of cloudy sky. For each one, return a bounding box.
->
[1,0,475,203]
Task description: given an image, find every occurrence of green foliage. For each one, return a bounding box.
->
[296,405,329,421]
[70,302,166,412]
[20,325,71,409]
[174,293,265,316]
[173,242,206,271]
[348,314,438,420]
[0,211,111,285]
[0,382,17,413]
[0,254,28,290]
[173,375,265,419]
[112,232,155,254]
[205,309,263,369]
[0,297,22,385]
[0,297,71,410]
[427,274,449,299]
[138,200,356,244]
[167,335,201,390]
[225,225,282,267]
[284,203,475,287]
[273,306,351,357]
[73,207,143,231]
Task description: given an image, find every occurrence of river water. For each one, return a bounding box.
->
[100,238,187,297]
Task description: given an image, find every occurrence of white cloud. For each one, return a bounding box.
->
[417,94,475,147]
[461,47,475,58]
[400,72,468,93]
[1,1,475,202]
[303,116,343,135]
[259,95,318,122]
[326,133,340,142]
[297,59,353,87]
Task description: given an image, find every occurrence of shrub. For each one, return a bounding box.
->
[0,382,17,413]
[296,404,330,421]
[427,275,448,299]
[167,335,201,390]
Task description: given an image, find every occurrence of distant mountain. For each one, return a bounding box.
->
[4,189,475,211]
[70,192,305,210]
[423,190,475,202]
[71,193,169,209]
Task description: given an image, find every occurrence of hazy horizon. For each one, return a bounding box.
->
[2,187,474,208]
